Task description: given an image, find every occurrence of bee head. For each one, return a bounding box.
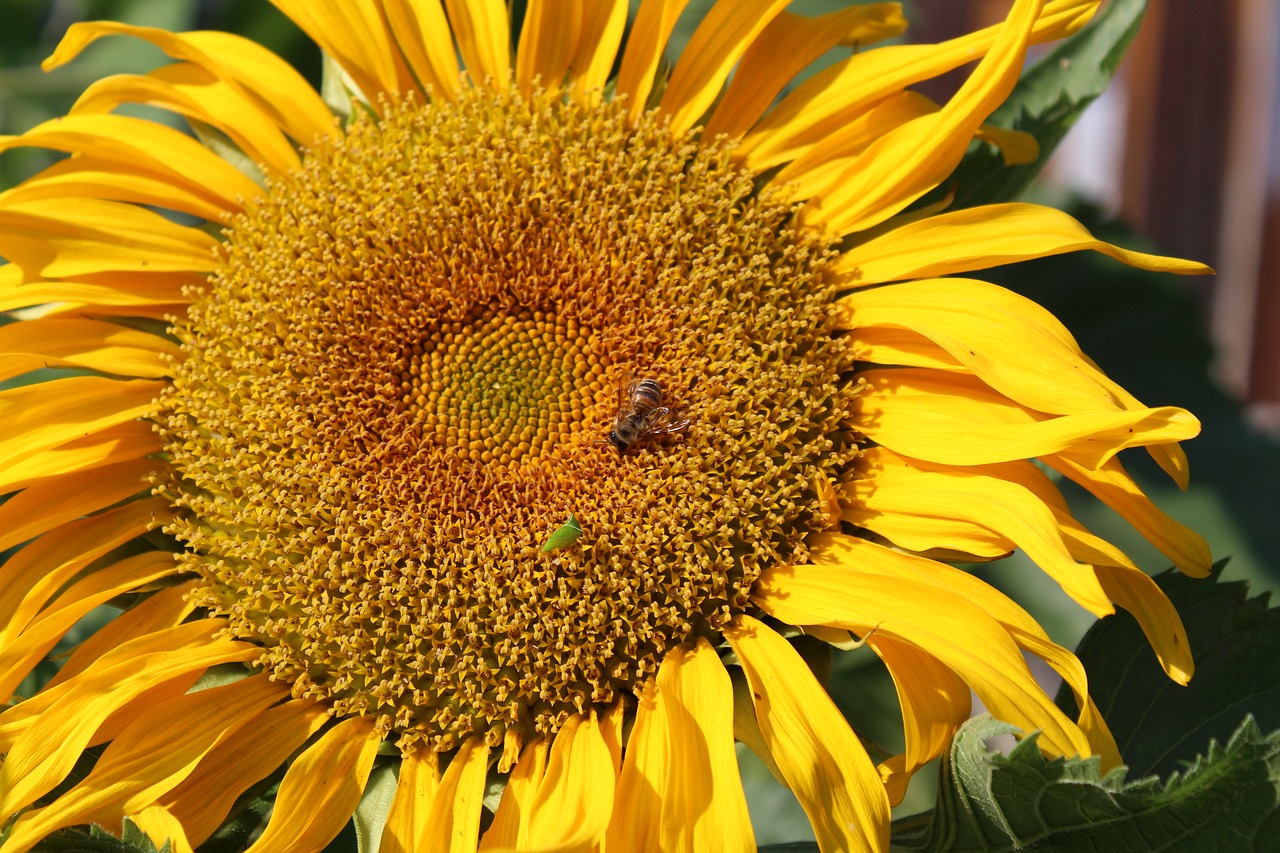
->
[607,430,627,453]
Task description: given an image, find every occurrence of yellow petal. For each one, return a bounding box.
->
[246,715,384,853]
[0,263,196,318]
[837,278,1149,416]
[605,680,665,852]
[0,376,163,471]
[0,317,178,382]
[527,713,615,852]
[976,123,1040,165]
[479,740,547,851]
[382,748,442,853]
[517,0,582,94]
[1046,454,1212,577]
[131,805,194,853]
[0,457,156,554]
[0,114,260,215]
[0,419,159,494]
[268,0,414,101]
[0,625,256,817]
[0,497,174,649]
[725,615,890,853]
[70,63,300,175]
[1095,564,1194,684]
[846,448,1114,616]
[660,0,790,138]
[1,675,283,852]
[444,0,511,89]
[382,0,462,100]
[568,0,627,103]
[799,0,1042,235]
[705,5,905,140]
[45,22,337,147]
[807,533,1121,768]
[656,638,755,853]
[738,0,1097,172]
[0,552,176,702]
[0,196,217,279]
[832,203,1212,285]
[852,367,1201,469]
[616,0,693,125]
[754,563,1092,760]
[867,635,970,776]
[423,736,490,853]
[164,697,332,847]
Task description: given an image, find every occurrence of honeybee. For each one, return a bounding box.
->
[607,377,689,454]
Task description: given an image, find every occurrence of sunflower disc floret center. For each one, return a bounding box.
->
[159,86,854,751]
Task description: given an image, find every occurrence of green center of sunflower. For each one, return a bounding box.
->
[159,85,856,754]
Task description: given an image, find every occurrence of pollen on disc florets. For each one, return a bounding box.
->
[157,83,857,753]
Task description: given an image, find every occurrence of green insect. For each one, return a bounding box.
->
[541,514,584,552]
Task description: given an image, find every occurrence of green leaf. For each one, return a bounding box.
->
[892,714,1280,852]
[939,0,1148,209]
[353,760,398,853]
[541,514,584,552]
[1056,561,1280,779]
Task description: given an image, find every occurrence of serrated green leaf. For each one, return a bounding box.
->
[936,0,1148,209]
[893,714,1280,852]
[1057,561,1280,779]
[541,514,584,552]
[14,820,167,853]
[353,760,398,853]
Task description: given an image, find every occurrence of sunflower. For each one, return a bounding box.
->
[0,0,1213,851]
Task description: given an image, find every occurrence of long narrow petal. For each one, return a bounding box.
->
[808,533,1121,767]
[1095,564,1194,684]
[0,114,261,215]
[616,0,692,125]
[131,805,194,853]
[44,22,337,147]
[0,317,179,382]
[659,0,790,138]
[0,457,156,553]
[479,741,547,851]
[0,625,256,816]
[737,0,1097,171]
[867,636,971,778]
[845,448,1114,615]
[245,715,384,853]
[754,564,1092,760]
[725,615,890,853]
[1,675,284,853]
[0,497,174,647]
[443,0,511,89]
[517,0,582,94]
[44,583,199,690]
[799,0,1044,235]
[0,197,217,279]
[1045,454,1212,576]
[832,203,1214,285]
[264,0,413,101]
[605,680,665,852]
[705,5,907,140]
[0,552,177,702]
[836,278,1151,416]
[422,736,490,853]
[527,714,615,852]
[164,698,332,847]
[381,749,442,853]
[0,264,196,319]
[568,0,627,102]
[852,367,1201,469]
[69,64,301,175]
[382,0,462,100]
[657,638,755,853]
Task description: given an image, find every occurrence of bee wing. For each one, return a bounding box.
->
[641,407,689,435]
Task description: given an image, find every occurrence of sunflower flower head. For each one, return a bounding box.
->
[0,2,1212,852]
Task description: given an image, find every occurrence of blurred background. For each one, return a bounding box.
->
[2,0,1277,845]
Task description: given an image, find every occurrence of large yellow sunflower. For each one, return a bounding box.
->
[0,1,1213,851]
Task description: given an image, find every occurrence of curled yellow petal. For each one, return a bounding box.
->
[725,615,890,853]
